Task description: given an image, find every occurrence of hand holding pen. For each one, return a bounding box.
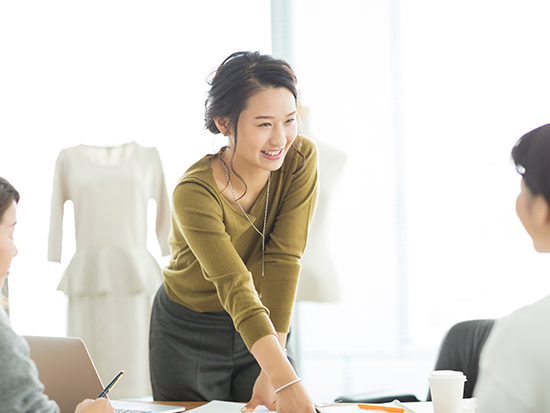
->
[97,370,124,399]
[75,398,114,413]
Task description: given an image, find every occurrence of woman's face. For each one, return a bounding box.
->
[516,178,550,252]
[0,201,18,287]
[231,87,297,174]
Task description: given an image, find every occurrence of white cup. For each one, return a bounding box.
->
[428,370,467,413]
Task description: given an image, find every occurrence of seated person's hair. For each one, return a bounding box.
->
[512,123,550,205]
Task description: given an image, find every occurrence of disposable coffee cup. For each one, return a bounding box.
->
[428,370,467,413]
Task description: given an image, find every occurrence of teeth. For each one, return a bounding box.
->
[263,149,282,156]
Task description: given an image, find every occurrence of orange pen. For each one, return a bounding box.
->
[358,404,405,413]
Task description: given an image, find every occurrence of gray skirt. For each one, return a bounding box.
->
[149,284,261,402]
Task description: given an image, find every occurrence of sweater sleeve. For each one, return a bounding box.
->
[150,147,171,256]
[170,182,276,349]
[262,138,319,333]
[0,309,59,413]
[47,150,69,263]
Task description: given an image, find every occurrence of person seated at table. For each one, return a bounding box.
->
[474,124,550,412]
[0,176,114,413]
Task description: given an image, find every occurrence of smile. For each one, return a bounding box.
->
[261,148,283,156]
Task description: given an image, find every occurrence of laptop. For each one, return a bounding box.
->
[24,335,185,413]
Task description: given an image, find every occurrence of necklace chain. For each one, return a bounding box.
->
[220,151,271,298]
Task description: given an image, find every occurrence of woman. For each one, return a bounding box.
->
[0,177,113,413]
[474,124,550,412]
[149,51,318,413]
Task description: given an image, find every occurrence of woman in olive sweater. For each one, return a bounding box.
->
[149,52,318,413]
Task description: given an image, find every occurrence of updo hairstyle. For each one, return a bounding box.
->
[204,51,304,196]
[512,123,550,206]
[204,51,298,137]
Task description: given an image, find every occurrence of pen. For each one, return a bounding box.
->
[97,370,124,398]
[358,404,405,413]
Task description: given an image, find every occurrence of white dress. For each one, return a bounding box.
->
[48,141,170,399]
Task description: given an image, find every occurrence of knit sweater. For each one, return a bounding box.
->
[0,306,59,413]
[163,136,318,349]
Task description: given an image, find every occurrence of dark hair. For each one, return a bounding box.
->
[512,123,550,206]
[204,51,304,197]
[0,177,19,224]
[205,51,298,135]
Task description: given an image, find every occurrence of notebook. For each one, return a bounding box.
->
[24,335,185,413]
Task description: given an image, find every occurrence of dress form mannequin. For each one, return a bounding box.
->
[295,103,345,302]
[296,139,345,302]
[48,141,170,398]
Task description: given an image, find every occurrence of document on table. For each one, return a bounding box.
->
[189,399,477,413]
[318,404,433,413]
[187,401,266,413]
[188,401,413,413]
[317,400,477,413]
[317,401,476,413]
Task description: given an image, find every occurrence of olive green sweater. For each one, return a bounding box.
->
[163,136,318,350]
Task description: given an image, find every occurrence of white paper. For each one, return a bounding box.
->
[318,398,477,413]
[189,401,271,413]
[187,399,476,413]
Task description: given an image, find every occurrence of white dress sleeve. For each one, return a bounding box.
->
[47,150,69,263]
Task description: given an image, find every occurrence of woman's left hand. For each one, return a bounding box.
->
[241,370,277,412]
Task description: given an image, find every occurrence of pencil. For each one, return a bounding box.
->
[97,370,124,398]
[358,404,405,413]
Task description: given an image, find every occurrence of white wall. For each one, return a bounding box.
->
[290,0,550,401]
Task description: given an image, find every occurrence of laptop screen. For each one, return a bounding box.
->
[24,336,105,413]
[24,335,186,413]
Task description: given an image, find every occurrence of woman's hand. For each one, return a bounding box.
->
[74,398,114,413]
[246,334,316,413]
[241,370,276,412]
[274,380,316,413]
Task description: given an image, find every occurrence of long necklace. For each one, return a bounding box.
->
[220,152,271,298]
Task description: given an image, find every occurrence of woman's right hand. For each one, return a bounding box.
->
[248,334,316,413]
[74,398,114,413]
[275,380,316,413]
[242,370,277,412]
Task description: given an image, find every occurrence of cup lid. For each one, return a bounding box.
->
[429,370,467,381]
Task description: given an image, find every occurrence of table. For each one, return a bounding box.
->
[143,399,477,413]
[140,401,206,410]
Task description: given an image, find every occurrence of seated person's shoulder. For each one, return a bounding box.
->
[489,294,550,356]
[477,295,550,412]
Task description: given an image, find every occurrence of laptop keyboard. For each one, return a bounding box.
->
[115,409,153,413]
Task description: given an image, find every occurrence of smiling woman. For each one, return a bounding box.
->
[213,87,299,212]
[149,51,319,413]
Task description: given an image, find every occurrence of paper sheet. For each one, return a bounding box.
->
[318,399,477,413]
[188,399,477,413]
[188,401,269,413]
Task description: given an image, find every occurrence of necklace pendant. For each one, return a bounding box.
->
[219,153,271,299]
